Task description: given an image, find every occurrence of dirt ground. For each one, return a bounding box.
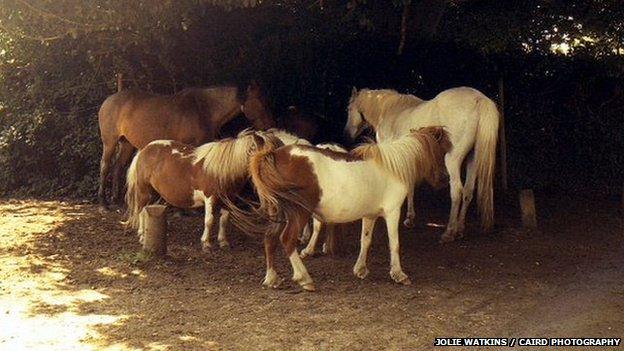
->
[0,194,622,350]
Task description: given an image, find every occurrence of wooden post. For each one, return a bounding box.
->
[139,205,168,257]
[116,73,123,92]
[519,189,537,229]
[498,76,509,193]
[322,224,341,256]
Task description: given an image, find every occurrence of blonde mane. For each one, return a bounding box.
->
[267,128,312,146]
[351,127,448,185]
[353,89,423,128]
[192,130,257,186]
[316,142,347,153]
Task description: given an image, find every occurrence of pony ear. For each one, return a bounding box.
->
[248,80,260,92]
[351,86,358,96]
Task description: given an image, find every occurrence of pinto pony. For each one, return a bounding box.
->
[124,130,277,250]
[98,82,275,207]
[299,142,348,259]
[345,87,499,242]
[233,127,450,291]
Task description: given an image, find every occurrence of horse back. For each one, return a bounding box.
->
[101,90,210,149]
[137,140,201,208]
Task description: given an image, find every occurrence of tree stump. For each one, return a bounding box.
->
[519,189,537,229]
[139,205,168,257]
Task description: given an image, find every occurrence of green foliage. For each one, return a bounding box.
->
[0,0,622,197]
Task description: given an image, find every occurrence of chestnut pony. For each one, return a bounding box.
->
[231,127,450,291]
[98,82,275,207]
[124,129,306,250]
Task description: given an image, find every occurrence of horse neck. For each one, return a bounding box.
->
[355,136,428,186]
[358,91,424,132]
[199,87,241,132]
[356,93,383,130]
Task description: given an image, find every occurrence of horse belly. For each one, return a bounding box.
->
[313,164,386,222]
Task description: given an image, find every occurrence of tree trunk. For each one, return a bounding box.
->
[519,189,537,229]
[397,4,410,55]
[116,73,123,92]
[498,76,509,193]
[139,205,168,257]
[397,0,449,55]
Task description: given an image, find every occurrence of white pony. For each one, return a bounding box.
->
[235,127,449,290]
[345,87,499,242]
[299,142,348,258]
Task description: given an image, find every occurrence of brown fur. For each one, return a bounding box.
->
[98,84,275,207]
[124,131,263,230]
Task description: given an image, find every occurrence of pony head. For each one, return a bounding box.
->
[344,87,368,141]
[242,81,276,131]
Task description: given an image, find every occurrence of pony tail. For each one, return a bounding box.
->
[474,98,499,231]
[219,138,283,236]
[123,152,142,230]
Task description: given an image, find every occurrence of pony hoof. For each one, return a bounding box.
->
[262,278,283,289]
[201,243,213,252]
[299,249,313,259]
[353,266,369,279]
[262,270,282,289]
[439,232,456,244]
[301,283,316,292]
[391,271,410,285]
[403,218,415,228]
[218,241,231,250]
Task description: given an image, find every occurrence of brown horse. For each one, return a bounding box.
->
[98,82,275,207]
[124,129,281,250]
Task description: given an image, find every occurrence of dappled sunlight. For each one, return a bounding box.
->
[0,201,134,350]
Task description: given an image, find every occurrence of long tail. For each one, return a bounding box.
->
[474,97,500,231]
[218,140,285,236]
[224,140,313,237]
[123,151,142,230]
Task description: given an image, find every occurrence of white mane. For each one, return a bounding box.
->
[352,89,423,128]
[267,128,312,146]
[192,130,257,185]
[316,143,347,153]
[352,128,445,185]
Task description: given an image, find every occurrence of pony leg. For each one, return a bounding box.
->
[441,153,464,243]
[403,185,416,228]
[457,153,477,238]
[386,209,410,285]
[111,140,135,205]
[217,209,230,249]
[98,142,116,208]
[200,195,216,251]
[353,217,377,279]
[300,218,323,259]
[281,212,315,291]
[300,222,312,243]
[262,234,282,288]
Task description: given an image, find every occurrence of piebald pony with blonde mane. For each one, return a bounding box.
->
[230,127,449,291]
[345,87,499,242]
